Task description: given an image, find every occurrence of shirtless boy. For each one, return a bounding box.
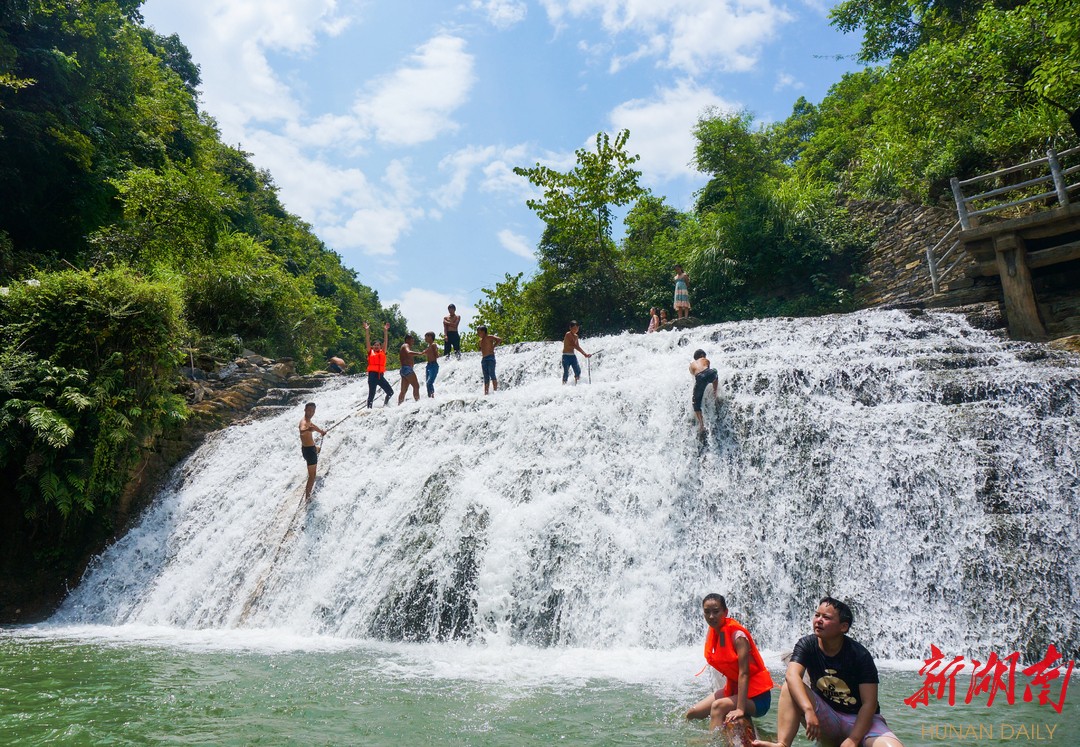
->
[561,320,592,385]
[422,331,440,398]
[443,304,462,359]
[299,402,327,502]
[477,325,502,394]
[690,349,718,434]
[398,334,422,404]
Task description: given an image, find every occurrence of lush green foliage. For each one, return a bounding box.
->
[0,0,406,581]
[0,268,186,530]
[474,0,1077,339]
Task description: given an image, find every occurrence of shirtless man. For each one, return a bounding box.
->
[690,349,718,434]
[299,402,326,503]
[422,331,440,398]
[398,334,422,404]
[443,304,462,360]
[561,320,592,385]
[326,355,346,374]
[477,325,502,394]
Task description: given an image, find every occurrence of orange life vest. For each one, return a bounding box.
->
[367,349,387,373]
[704,617,775,699]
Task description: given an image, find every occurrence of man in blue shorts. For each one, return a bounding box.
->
[753,597,904,747]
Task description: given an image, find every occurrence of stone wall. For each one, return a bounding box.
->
[850,200,1002,309]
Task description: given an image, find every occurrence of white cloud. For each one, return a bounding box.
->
[143,0,352,141]
[538,0,792,75]
[354,34,476,146]
[774,71,804,92]
[608,79,737,182]
[434,145,500,209]
[497,229,535,259]
[470,0,528,29]
[389,288,477,333]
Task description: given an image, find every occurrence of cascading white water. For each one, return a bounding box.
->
[55,309,1080,659]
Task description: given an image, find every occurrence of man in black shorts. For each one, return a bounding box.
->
[690,349,718,434]
[299,402,326,503]
[443,304,462,359]
[752,597,904,747]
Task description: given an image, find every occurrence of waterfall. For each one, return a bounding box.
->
[55,309,1080,660]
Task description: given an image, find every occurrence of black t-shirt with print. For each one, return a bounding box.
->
[791,634,881,715]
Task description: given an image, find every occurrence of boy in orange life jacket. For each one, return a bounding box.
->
[686,593,774,730]
[751,597,903,747]
[363,321,394,408]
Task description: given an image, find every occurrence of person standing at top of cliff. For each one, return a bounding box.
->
[298,402,326,503]
[674,264,691,320]
[422,331,440,398]
[561,320,591,385]
[477,325,501,394]
[443,304,462,359]
[363,321,394,408]
[398,334,423,404]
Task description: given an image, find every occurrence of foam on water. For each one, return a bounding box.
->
[51,310,1080,660]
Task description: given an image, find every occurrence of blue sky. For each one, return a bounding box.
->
[140,0,864,333]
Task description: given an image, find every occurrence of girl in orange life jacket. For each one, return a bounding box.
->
[685,593,775,731]
[363,321,394,408]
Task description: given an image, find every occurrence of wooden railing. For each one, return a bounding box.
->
[950,145,1080,229]
[926,145,1080,294]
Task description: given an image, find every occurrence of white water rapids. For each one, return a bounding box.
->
[55,310,1080,660]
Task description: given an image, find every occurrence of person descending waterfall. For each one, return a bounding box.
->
[561,321,592,385]
[422,331,440,398]
[364,321,394,408]
[477,325,502,394]
[690,349,719,434]
[686,594,774,735]
[299,402,327,503]
[398,334,423,404]
[443,304,462,359]
[752,597,904,747]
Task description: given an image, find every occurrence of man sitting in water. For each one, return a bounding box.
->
[752,597,904,747]
[690,349,718,434]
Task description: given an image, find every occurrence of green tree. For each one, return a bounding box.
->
[509,130,647,336]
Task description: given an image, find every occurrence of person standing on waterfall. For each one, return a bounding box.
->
[561,321,592,385]
[299,402,327,503]
[752,597,904,747]
[477,325,502,394]
[674,264,691,320]
[364,321,394,408]
[690,349,719,434]
[422,331,440,398]
[443,304,462,359]
[398,334,423,404]
[685,594,774,732]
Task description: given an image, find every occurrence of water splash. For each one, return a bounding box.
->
[55,310,1080,658]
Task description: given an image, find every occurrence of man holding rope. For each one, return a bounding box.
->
[299,402,327,503]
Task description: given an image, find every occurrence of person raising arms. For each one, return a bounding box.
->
[364,321,394,408]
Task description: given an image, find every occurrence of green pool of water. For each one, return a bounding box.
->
[1,629,1074,746]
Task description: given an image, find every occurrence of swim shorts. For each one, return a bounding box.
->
[400,365,414,378]
[301,445,318,465]
[809,689,897,743]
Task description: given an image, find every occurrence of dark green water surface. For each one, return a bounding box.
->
[1,630,1075,746]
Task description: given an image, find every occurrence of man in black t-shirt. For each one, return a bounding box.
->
[752,597,904,747]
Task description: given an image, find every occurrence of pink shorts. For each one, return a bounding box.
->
[809,688,897,744]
